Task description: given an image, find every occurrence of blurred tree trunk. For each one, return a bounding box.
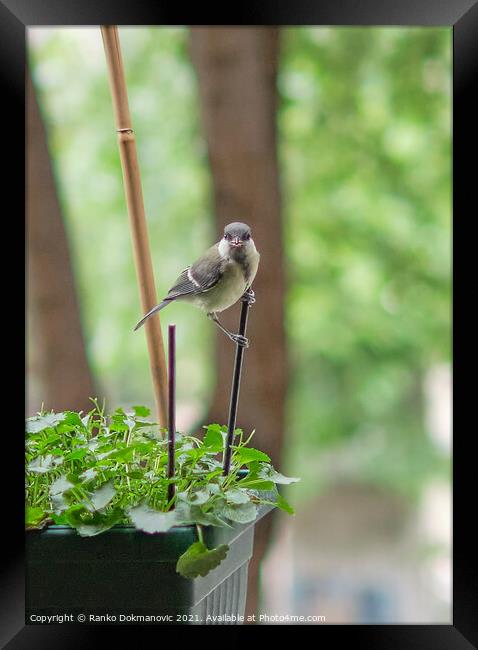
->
[189,28,287,620]
[27,73,96,415]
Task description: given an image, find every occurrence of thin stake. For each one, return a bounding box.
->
[223,299,251,475]
[101,25,168,428]
[167,324,176,504]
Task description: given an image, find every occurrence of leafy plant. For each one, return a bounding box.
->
[25,401,299,578]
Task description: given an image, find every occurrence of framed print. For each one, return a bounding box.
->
[1,0,475,645]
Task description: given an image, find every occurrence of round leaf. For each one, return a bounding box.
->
[176,542,229,578]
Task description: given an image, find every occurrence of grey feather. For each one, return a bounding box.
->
[133,300,170,331]
[134,245,226,330]
[163,268,198,299]
[188,245,225,291]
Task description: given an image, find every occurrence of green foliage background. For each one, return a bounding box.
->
[28,27,451,503]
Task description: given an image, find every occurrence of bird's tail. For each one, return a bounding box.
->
[133,299,172,331]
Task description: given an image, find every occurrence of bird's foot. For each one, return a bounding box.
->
[230,333,249,348]
[241,289,256,305]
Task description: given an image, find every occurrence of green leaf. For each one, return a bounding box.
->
[41,432,61,446]
[224,489,250,505]
[125,470,144,479]
[64,448,88,462]
[66,506,124,537]
[79,468,98,482]
[195,509,232,527]
[108,442,153,461]
[87,439,101,451]
[51,512,68,525]
[219,501,258,523]
[132,405,150,417]
[238,478,275,491]
[81,412,92,428]
[140,426,165,441]
[176,542,229,578]
[174,503,231,528]
[245,460,261,474]
[26,412,67,434]
[86,481,116,511]
[172,501,192,523]
[109,411,130,432]
[128,503,178,533]
[275,493,295,515]
[260,467,301,484]
[233,447,270,464]
[49,476,74,496]
[56,412,84,433]
[204,469,223,481]
[203,425,224,450]
[27,454,55,474]
[26,506,47,527]
[62,411,84,427]
[184,488,211,506]
[51,492,71,514]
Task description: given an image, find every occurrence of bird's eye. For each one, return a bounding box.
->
[245,233,251,240]
[225,233,231,240]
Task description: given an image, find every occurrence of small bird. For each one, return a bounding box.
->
[134,222,260,347]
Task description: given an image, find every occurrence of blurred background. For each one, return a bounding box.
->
[27,26,451,624]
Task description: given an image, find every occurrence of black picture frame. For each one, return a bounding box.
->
[3,0,475,645]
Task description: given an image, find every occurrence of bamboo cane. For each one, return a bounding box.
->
[101,25,168,428]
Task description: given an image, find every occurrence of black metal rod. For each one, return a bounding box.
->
[167,324,176,504]
[223,299,250,475]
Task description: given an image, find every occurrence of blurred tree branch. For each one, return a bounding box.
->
[27,72,97,414]
[189,27,287,620]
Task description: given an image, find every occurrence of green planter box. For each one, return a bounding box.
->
[26,503,272,625]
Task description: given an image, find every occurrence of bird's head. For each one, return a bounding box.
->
[222,222,253,251]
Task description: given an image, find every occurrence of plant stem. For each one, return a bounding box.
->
[222,466,240,490]
[31,477,39,506]
[196,524,204,545]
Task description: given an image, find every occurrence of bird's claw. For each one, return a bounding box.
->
[242,289,256,305]
[231,334,249,348]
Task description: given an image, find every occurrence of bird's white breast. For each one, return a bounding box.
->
[245,245,260,288]
[193,259,247,313]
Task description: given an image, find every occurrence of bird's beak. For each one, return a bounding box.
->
[230,237,242,247]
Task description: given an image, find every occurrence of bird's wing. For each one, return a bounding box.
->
[166,245,224,299]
